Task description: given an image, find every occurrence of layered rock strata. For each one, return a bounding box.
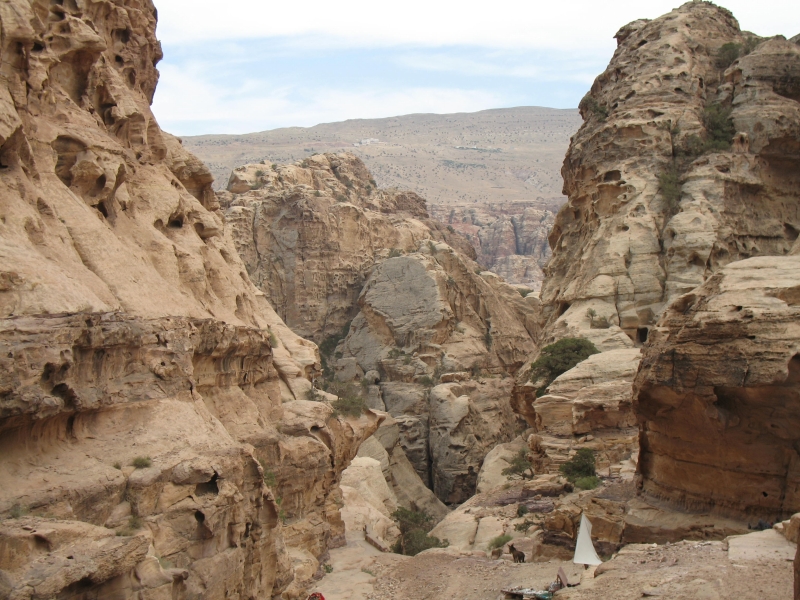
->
[430,203,556,290]
[634,256,800,519]
[224,154,540,506]
[540,1,800,351]
[221,153,474,343]
[335,243,538,504]
[0,1,379,597]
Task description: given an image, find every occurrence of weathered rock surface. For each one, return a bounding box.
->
[430,203,556,290]
[0,1,380,597]
[336,241,538,503]
[221,153,474,343]
[540,1,800,351]
[635,256,800,519]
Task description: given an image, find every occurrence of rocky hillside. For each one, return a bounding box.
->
[184,107,578,290]
[540,2,800,352]
[531,0,800,523]
[219,153,474,343]
[0,1,383,598]
[221,152,542,505]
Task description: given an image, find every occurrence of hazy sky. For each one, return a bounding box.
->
[151,1,800,136]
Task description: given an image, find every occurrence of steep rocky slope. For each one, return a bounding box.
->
[222,154,540,504]
[184,107,578,290]
[219,153,474,343]
[532,0,800,524]
[539,1,800,352]
[0,1,381,598]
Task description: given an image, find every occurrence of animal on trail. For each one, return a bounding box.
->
[491,547,503,559]
[508,543,525,563]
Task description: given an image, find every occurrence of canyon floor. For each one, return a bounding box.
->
[313,530,795,600]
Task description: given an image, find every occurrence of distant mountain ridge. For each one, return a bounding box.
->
[184,106,581,288]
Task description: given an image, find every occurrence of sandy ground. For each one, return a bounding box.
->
[311,530,795,600]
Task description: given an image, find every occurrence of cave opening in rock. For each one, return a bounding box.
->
[195,474,219,496]
[637,327,649,344]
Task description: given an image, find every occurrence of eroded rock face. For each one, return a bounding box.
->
[0,1,378,597]
[221,153,475,343]
[634,256,800,520]
[430,204,555,290]
[336,242,537,503]
[540,1,800,350]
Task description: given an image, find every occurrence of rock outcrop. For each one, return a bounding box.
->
[430,204,556,290]
[635,256,800,520]
[540,1,800,351]
[220,154,474,343]
[335,242,538,504]
[223,154,540,506]
[0,1,380,597]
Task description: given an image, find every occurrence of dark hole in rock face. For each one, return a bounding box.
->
[52,383,78,409]
[557,302,571,317]
[604,170,622,182]
[51,136,87,187]
[762,491,769,497]
[115,55,123,65]
[784,223,799,241]
[168,218,183,229]
[786,355,800,383]
[637,327,649,344]
[195,474,219,496]
[96,200,109,218]
[112,28,131,44]
[32,42,44,53]
[194,510,205,523]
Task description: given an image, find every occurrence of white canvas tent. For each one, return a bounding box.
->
[573,513,602,566]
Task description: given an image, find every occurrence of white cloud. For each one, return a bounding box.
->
[155,0,799,50]
[153,63,507,134]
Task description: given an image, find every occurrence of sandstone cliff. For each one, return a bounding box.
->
[540,1,800,352]
[222,154,541,505]
[220,153,475,344]
[0,1,380,597]
[533,0,800,524]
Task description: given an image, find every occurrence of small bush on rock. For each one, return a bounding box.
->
[529,338,600,396]
[132,456,151,469]
[391,507,449,556]
[574,475,601,490]
[488,534,513,550]
[560,449,597,483]
[502,449,535,480]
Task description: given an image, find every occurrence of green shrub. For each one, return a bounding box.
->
[128,515,143,530]
[702,103,735,150]
[715,42,741,70]
[659,165,682,211]
[447,225,455,233]
[516,504,529,518]
[259,459,278,487]
[335,194,348,203]
[529,338,600,396]
[113,462,122,470]
[331,392,367,418]
[514,519,535,533]
[132,456,152,469]
[502,449,535,480]
[315,190,322,197]
[579,93,608,121]
[574,476,601,490]
[488,534,513,550]
[518,289,531,298]
[418,376,434,387]
[560,449,597,483]
[323,564,333,574]
[268,330,279,347]
[9,504,27,519]
[391,507,449,556]
[388,248,403,258]
[255,169,265,177]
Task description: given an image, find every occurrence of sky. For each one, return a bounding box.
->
[150,0,800,136]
